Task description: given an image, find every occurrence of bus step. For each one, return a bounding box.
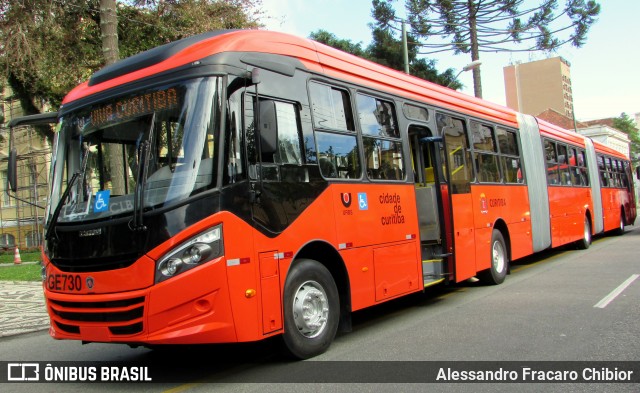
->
[422,259,446,288]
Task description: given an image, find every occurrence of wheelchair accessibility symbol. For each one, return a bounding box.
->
[357,192,368,210]
[94,190,111,213]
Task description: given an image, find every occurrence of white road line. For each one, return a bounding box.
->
[594,274,640,309]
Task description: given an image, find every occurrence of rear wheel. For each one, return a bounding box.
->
[576,217,591,250]
[615,211,625,236]
[282,259,339,359]
[478,229,508,285]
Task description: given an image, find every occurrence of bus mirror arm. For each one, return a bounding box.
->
[7,147,18,193]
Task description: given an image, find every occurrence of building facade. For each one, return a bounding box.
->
[0,87,52,250]
[504,57,574,118]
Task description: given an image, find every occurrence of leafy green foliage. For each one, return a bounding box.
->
[309,28,461,89]
[613,113,640,165]
[0,0,264,140]
[373,0,601,97]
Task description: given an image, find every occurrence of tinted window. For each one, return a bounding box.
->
[316,132,361,179]
[357,94,399,138]
[496,127,519,156]
[403,103,429,122]
[437,113,473,193]
[309,82,354,131]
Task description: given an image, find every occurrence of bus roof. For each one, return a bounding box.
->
[60,30,628,161]
[62,30,517,127]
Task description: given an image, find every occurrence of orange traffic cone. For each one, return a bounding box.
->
[14,247,22,264]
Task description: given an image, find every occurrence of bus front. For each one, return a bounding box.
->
[43,75,243,345]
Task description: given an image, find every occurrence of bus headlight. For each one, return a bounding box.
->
[155,225,223,284]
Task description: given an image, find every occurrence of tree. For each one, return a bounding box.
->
[613,113,640,166]
[0,0,264,141]
[373,0,601,98]
[310,28,460,89]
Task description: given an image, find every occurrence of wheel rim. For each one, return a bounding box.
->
[292,280,329,339]
[492,240,505,274]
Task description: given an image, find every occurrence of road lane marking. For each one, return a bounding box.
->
[594,274,639,308]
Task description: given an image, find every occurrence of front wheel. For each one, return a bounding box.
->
[282,259,339,359]
[478,229,508,285]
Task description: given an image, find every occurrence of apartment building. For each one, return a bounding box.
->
[504,56,575,118]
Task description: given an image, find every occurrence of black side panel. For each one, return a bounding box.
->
[48,193,220,272]
[251,168,328,236]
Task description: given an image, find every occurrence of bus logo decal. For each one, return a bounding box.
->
[341,193,352,208]
[480,193,488,214]
[358,193,368,210]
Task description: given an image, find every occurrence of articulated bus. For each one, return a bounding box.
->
[7,30,636,359]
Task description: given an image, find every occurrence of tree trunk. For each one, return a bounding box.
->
[468,0,482,98]
[100,0,120,65]
[99,0,126,195]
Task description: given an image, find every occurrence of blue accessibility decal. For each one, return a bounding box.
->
[358,192,368,210]
[94,190,111,213]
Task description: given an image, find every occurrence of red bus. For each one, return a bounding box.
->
[7,30,636,359]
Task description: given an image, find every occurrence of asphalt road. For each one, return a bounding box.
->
[1,227,639,392]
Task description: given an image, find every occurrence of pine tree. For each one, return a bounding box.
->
[373,0,601,98]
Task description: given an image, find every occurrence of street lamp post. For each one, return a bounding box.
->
[448,60,482,88]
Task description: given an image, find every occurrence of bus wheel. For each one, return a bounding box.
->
[615,212,625,236]
[282,259,339,359]
[577,217,591,249]
[478,230,508,285]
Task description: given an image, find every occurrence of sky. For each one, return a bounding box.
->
[260,0,639,122]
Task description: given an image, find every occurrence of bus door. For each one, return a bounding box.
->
[409,125,450,287]
[436,113,477,282]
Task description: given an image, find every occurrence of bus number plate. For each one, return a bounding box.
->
[47,274,83,292]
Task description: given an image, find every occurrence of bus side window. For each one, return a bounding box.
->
[544,139,559,185]
[598,155,608,187]
[245,96,305,181]
[357,94,405,181]
[309,81,361,180]
[557,144,570,185]
[496,127,522,184]
[437,113,473,193]
[470,121,500,183]
[224,85,245,185]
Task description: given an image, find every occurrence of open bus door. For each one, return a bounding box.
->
[409,126,452,287]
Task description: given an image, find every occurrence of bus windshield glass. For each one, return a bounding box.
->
[49,77,221,224]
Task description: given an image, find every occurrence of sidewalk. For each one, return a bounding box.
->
[0,280,50,338]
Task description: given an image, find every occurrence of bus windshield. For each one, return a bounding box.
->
[48,77,221,225]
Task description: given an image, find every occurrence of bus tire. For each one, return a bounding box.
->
[615,210,625,236]
[281,259,339,359]
[478,229,508,285]
[576,217,591,249]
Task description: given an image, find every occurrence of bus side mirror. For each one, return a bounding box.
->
[636,166,640,180]
[258,100,277,156]
[7,148,18,193]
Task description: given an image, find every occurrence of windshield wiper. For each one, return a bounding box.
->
[45,172,79,242]
[45,144,90,241]
[130,113,155,232]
